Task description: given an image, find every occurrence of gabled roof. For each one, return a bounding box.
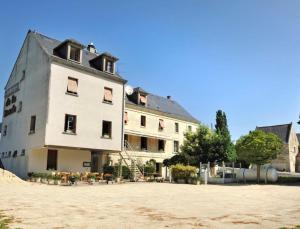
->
[256,123,292,144]
[126,91,199,124]
[29,30,125,82]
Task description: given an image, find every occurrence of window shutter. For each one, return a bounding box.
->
[159,119,165,128]
[124,112,128,122]
[104,88,113,102]
[140,95,147,104]
[67,78,78,93]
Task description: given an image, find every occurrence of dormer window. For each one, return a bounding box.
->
[90,52,118,74]
[140,94,147,106]
[105,60,113,73]
[54,39,84,63]
[69,46,81,62]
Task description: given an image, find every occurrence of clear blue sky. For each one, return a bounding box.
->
[1,0,300,140]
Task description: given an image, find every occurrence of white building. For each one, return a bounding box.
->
[0,31,199,179]
[0,31,126,178]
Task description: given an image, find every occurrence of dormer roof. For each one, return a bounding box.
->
[28,31,126,83]
[54,38,85,50]
[134,87,148,95]
[99,52,119,61]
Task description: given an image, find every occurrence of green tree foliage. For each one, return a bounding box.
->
[215,110,237,161]
[235,130,283,183]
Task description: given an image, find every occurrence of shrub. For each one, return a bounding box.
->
[170,164,197,181]
[144,160,156,176]
[103,164,131,179]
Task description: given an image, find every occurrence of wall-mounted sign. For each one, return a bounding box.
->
[83,162,91,167]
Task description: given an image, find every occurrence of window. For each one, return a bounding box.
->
[105,60,114,73]
[159,119,164,131]
[124,112,128,124]
[13,150,17,157]
[18,101,22,113]
[21,149,25,156]
[188,125,192,131]
[47,150,57,170]
[29,115,36,134]
[141,115,146,127]
[64,114,77,134]
[158,140,165,151]
[140,94,147,106]
[124,134,128,148]
[103,87,113,103]
[175,123,179,133]
[174,141,179,153]
[8,151,11,157]
[12,95,17,103]
[5,98,11,107]
[69,46,80,62]
[141,137,148,151]
[67,77,78,95]
[3,125,7,136]
[102,121,112,138]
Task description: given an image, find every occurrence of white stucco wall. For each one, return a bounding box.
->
[0,32,50,178]
[28,148,91,173]
[45,63,124,151]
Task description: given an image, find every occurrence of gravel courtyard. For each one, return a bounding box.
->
[0,182,299,229]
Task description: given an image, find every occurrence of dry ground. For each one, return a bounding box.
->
[0,182,299,229]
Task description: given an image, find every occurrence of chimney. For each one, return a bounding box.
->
[167,95,171,100]
[87,43,96,53]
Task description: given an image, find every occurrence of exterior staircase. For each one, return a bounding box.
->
[119,140,144,181]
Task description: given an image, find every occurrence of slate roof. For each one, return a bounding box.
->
[30,31,124,80]
[29,31,199,124]
[256,123,292,143]
[126,93,199,124]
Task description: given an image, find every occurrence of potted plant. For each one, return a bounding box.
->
[69,174,80,185]
[33,173,41,183]
[53,174,61,185]
[41,173,48,183]
[104,173,113,184]
[88,174,96,184]
[47,174,55,185]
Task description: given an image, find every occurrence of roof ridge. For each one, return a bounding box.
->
[257,123,292,128]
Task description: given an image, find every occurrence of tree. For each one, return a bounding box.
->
[235,130,283,183]
[215,110,237,161]
[180,124,213,165]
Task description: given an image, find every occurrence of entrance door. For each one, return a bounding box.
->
[91,151,99,172]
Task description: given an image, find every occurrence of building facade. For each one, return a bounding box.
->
[110,88,199,178]
[0,31,199,179]
[256,123,299,173]
[0,31,126,178]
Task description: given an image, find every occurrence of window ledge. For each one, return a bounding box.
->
[65,92,78,97]
[68,58,81,64]
[28,131,35,135]
[62,131,77,135]
[102,100,113,105]
[140,126,146,128]
[101,136,112,139]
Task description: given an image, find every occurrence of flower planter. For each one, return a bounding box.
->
[35,177,41,183]
[54,180,61,185]
[48,179,55,185]
[176,179,186,184]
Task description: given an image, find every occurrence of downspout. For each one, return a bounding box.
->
[121,83,125,152]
